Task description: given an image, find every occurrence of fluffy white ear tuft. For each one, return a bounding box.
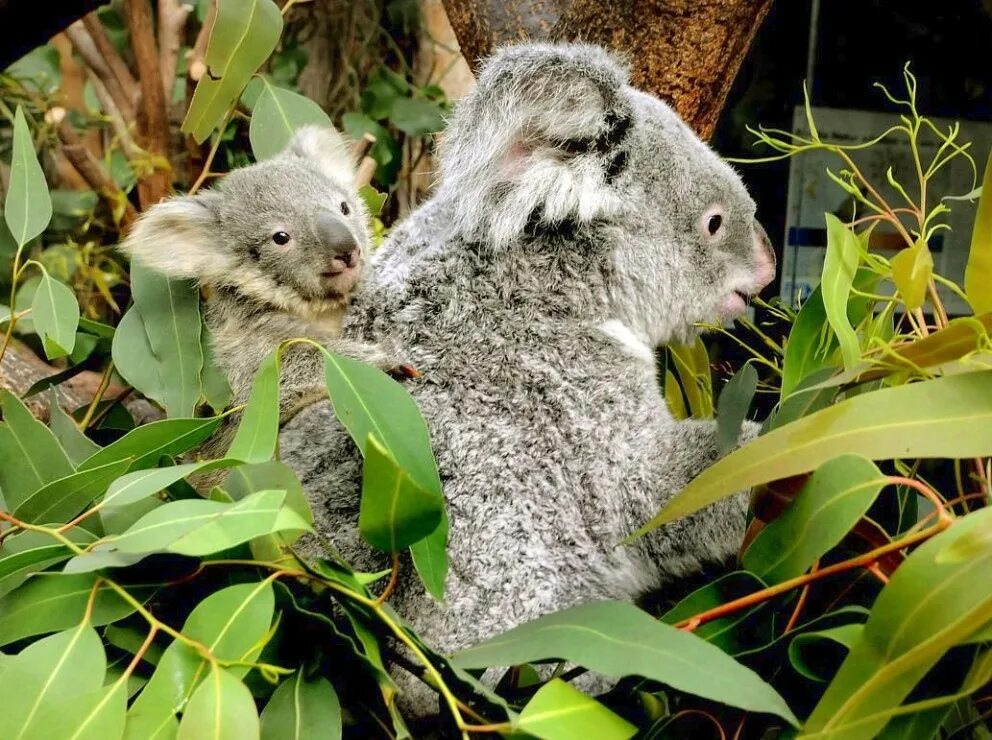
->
[283,125,356,189]
[118,193,232,283]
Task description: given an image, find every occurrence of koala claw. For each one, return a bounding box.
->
[387,363,421,381]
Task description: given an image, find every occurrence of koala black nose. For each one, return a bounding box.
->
[315,211,358,258]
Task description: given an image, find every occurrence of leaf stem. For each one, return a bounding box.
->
[79,360,116,429]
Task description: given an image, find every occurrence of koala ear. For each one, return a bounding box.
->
[119,192,232,283]
[282,125,356,190]
[438,43,634,248]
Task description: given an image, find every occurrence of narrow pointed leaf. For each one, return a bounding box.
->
[112,305,168,408]
[79,416,220,472]
[182,0,283,143]
[634,371,992,534]
[742,455,887,583]
[0,573,140,647]
[517,679,635,740]
[801,508,992,739]
[260,672,341,740]
[452,600,798,725]
[0,389,74,509]
[227,349,279,463]
[717,362,758,454]
[4,105,52,245]
[178,666,260,740]
[48,389,100,464]
[822,214,862,370]
[0,527,96,597]
[966,152,992,315]
[14,458,132,525]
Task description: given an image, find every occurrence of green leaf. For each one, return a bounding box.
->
[452,600,798,725]
[0,573,139,647]
[125,582,273,738]
[822,214,862,370]
[0,528,95,597]
[966,152,992,315]
[716,362,758,454]
[891,239,933,311]
[788,623,863,682]
[0,389,74,510]
[250,79,332,160]
[178,666,260,740]
[97,490,299,557]
[359,434,443,552]
[0,624,105,738]
[182,0,284,143]
[101,459,236,510]
[227,349,279,463]
[48,389,101,465]
[79,416,220,472]
[112,305,168,408]
[68,680,128,740]
[260,672,341,740]
[668,339,713,418]
[358,185,387,217]
[517,678,635,740]
[742,455,887,583]
[13,459,132,525]
[322,349,447,598]
[32,271,80,358]
[126,264,204,418]
[389,97,445,136]
[801,508,992,739]
[6,45,62,94]
[4,106,53,246]
[632,371,992,535]
[200,323,233,410]
[660,571,770,654]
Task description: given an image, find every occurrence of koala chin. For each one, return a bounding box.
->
[118,126,403,429]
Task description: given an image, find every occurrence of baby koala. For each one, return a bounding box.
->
[120,126,397,426]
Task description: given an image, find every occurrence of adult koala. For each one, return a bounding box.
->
[282,42,775,693]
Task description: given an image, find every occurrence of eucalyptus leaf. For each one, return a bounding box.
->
[716,363,758,454]
[177,666,260,740]
[0,389,74,510]
[633,371,992,535]
[742,455,887,583]
[4,106,53,246]
[48,389,100,465]
[821,214,862,370]
[802,508,992,739]
[13,458,132,525]
[260,672,341,740]
[891,239,933,311]
[227,349,279,463]
[250,79,332,160]
[788,623,863,682]
[517,679,636,740]
[452,600,798,725]
[79,416,220,472]
[182,0,283,143]
[966,152,992,315]
[389,96,445,136]
[32,271,79,358]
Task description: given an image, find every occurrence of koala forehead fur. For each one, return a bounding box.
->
[120,126,370,322]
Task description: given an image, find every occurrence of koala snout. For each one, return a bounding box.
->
[750,219,776,291]
[315,211,359,261]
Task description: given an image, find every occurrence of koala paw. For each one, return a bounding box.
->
[387,363,421,381]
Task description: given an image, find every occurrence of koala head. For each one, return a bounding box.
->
[438,43,776,345]
[120,126,369,318]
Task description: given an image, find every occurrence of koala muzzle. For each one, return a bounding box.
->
[315,211,360,267]
[751,219,776,290]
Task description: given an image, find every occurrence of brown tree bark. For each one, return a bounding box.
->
[441,0,773,140]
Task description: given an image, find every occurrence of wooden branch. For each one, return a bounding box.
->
[441,0,773,140]
[0,0,103,70]
[64,20,137,121]
[157,0,193,98]
[81,12,140,106]
[187,0,216,82]
[55,112,139,229]
[83,66,141,160]
[124,0,172,207]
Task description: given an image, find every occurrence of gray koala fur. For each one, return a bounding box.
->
[276,42,777,713]
[119,127,399,443]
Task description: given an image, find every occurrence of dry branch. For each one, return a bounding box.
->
[81,12,140,107]
[125,0,173,207]
[441,0,773,140]
[157,0,193,97]
[65,20,137,121]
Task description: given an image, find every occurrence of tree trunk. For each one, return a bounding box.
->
[441,0,773,140]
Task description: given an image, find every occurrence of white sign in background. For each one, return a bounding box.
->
[781,106,992,316]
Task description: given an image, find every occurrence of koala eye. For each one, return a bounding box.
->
[340,201,350,216]
[272,231,291,246]
[698,206,727,243]
[707,214,723,236]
